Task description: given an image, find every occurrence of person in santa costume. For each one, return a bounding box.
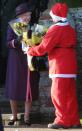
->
[27,2,81,129]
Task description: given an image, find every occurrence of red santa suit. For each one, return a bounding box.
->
[27,3,80,128]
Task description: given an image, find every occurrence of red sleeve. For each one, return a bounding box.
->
[28,26,61,56]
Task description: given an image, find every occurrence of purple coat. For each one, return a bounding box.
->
[5,26,40,101]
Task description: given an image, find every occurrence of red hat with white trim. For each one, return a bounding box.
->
[50,3,68,22]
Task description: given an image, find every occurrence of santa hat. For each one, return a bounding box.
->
[50,3,68,22]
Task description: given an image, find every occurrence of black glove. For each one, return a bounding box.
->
[17,35,22,41]
[14,35,22,48]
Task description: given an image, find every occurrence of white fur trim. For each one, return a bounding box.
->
[50,10,67,22]
[49,74,76,78]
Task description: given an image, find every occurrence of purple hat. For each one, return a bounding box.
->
[15,2,34,17]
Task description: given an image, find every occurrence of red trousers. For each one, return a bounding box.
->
[51,78,80,127]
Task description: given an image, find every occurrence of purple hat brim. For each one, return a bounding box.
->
[15,3,34,17]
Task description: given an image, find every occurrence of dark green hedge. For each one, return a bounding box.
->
[56,0,82,7]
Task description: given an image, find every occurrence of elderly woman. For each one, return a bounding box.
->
[5,2,40,126]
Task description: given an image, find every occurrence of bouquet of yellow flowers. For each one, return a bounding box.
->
[22,24,48,47]
[22,19,52,46]
[9,18,52,46]
[9,18,27,36]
